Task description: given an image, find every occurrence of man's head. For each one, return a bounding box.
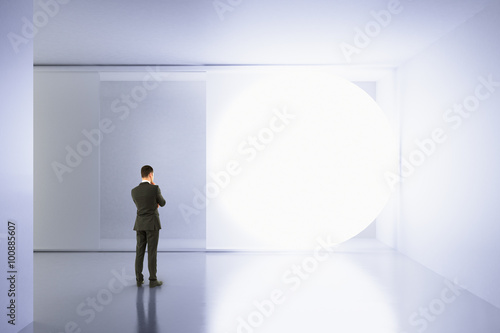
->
[141,165,154,181]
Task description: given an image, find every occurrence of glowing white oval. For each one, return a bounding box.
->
[210,70,397,249]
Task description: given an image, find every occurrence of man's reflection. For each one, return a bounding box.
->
[136,287,159,333]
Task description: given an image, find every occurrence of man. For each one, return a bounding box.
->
[131,165,166,288]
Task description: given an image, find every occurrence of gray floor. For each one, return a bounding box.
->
[28,241,500,333]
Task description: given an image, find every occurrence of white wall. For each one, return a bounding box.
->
[0,0,33,331]
[34,67,395,252]
[398,1,500,308]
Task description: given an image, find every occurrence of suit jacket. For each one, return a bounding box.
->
[131,182,166,231]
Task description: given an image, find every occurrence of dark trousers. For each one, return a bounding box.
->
[135,230,159,281]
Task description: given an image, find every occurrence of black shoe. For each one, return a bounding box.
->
[149,280,163,288]
[137,280,144,287]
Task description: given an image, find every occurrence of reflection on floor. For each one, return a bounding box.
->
[28,241,500,333]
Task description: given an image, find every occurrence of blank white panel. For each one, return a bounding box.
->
[99,80,206,242]
[34,72,101,250]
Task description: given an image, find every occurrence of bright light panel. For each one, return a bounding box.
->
[209,69,397,249]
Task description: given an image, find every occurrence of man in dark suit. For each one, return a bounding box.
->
[131,165,166,288]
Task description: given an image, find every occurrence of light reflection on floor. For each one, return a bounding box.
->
[28,241,500,333]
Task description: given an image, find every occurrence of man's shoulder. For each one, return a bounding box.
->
[132,182,146,192]
[132,182,158,192]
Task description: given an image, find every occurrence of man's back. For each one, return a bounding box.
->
[131,182,166,230]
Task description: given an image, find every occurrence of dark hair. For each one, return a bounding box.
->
[141,165,154,178]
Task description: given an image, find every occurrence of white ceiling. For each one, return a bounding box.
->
[33,0,493,66]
